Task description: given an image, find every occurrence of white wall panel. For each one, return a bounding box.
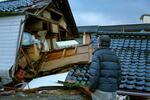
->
[0,15,25,84]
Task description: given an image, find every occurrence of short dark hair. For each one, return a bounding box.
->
[98,35,111,47]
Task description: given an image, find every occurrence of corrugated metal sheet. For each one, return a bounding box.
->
[0,15,25,84]
[24,72,68,89]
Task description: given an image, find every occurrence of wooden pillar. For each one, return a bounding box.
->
[83,32,91,44]
[83,32,86,44]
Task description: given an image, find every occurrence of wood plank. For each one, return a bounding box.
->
[50,8,63,16]
[77,45,89,54]
[65,48,76,57]
[27,13,59,25]
[62,49,66,57]
[39,53,89,72]
[46,50,63,61]
[117,90,150,98]
[46,45,90,61]
[45,48,75,61]
[51,23,59,33]
[43,10,51,19]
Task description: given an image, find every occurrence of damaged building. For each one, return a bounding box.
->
[0,0,82,85]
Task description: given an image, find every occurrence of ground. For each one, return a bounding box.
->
[0,89,90,100]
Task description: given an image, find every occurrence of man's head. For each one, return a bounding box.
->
[98,35,111,47]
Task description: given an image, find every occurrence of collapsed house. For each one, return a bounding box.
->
[0,0,84,85]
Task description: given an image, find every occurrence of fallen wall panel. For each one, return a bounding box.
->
[0,15,25,84]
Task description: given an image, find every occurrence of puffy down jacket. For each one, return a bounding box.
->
[88,47,121,92]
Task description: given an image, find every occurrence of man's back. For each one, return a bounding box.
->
[86,35,121,100]
[88,47,121,92]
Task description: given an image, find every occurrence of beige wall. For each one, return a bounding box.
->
[59,17,67,29]
[43,11,51,19]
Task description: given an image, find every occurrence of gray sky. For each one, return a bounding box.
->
[0,0,149,26]
[68,0,150,26]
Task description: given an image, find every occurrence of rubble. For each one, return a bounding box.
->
[0,0,79,85]
[24,72,68,89]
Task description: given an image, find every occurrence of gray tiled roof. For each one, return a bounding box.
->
[66,32,150,92]
[0,0,50,12]
[78,24,150,33]
[109,34,150,91]
[78,25,99,33]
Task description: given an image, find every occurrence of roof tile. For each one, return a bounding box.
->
[66,32,150,92]
[0,0,50,12]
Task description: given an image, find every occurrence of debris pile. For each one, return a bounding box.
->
[65,64,90,87]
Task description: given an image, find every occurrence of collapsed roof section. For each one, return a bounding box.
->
[0,0,79,84]
[0,0,51,15]
[0,0,78,37]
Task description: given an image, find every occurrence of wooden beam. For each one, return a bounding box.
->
[26,12,59,25]
[49,8,63,16]
[39,53,89,72]
[39,45,92,72]
[117,90,150,98]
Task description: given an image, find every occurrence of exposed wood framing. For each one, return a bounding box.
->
[39,45,92,73]
[40,53,89,72]
[26,12,59,25]
[49,8,63,16]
